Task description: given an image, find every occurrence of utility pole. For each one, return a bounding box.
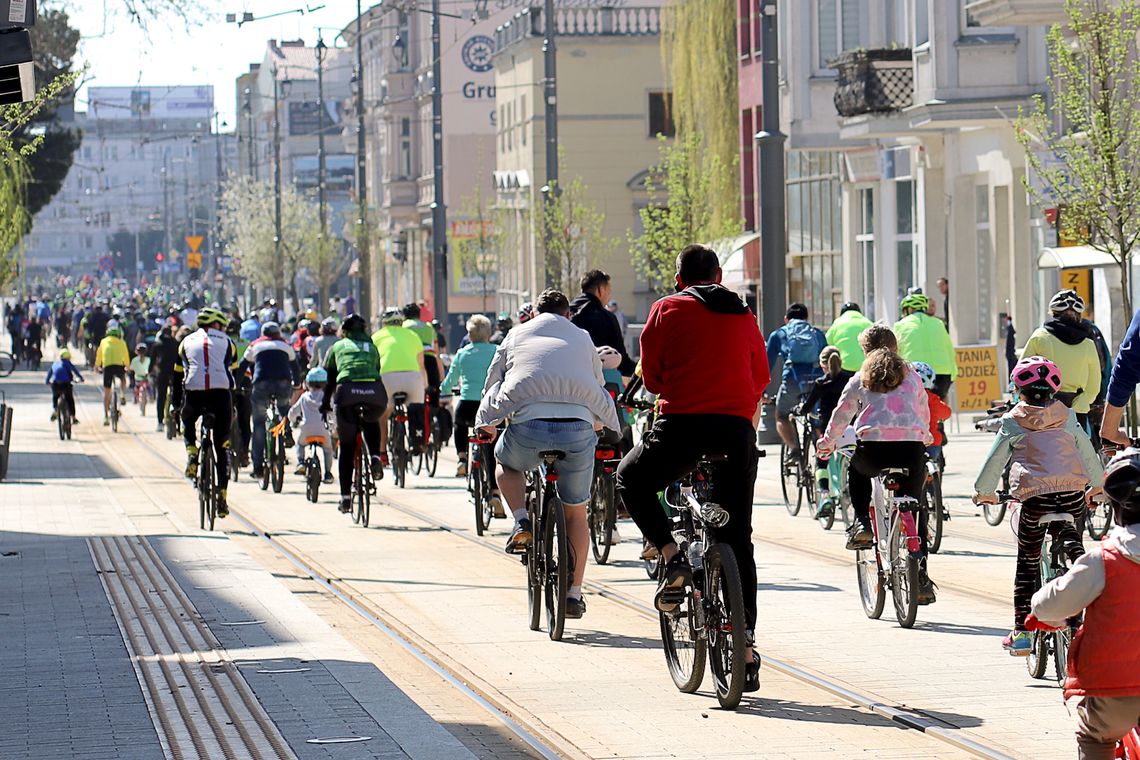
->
[243,87,257,180]
[162,152,171,279]
[316,37,327,238]
[756,0,785,338]
[355,0,372,325]
[431,0,449,332]
[272,64,285,309]
[541,0,559,288]
[214,111,225,303]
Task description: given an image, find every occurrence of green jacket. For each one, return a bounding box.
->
[323,334,382,384]
[893,313,958,378]
[825,310,873,372]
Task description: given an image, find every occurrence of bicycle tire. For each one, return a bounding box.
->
[425,441,438,477]
[0,351,14,377]
[111,389,120,432]
[1054,626,1073,684]
[306,457,321,503]
[856,548,885,619]
[200,444,216,531]
[983,501,1007,526]
[259,434,270,491]
[889,513,919,629]
[705,543,747,710]
[412,448,424,475]
[926,474,944,554]
[1087,500,1113,540]
[526,481,542,631]
[589,468,615,565]
[57,409,67,441]
[1026,631,1049,679]
[471,463,487,536]
[779,445,800,515]
[798,424,816,515]
[660,579,707,694]
[393,420,407,489]
[544,494,569,642]
[271,429,285,493]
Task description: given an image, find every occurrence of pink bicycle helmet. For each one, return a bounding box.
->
[1010,355,1062,403]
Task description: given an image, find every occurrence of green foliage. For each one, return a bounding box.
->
[632,133,738,295]
[538,173,614,296]
[662,0,741,235]
[1016,0,1140,320]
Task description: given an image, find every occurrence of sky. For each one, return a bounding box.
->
[66,0,371,130]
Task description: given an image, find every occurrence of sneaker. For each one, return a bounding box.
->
[489,494,506,519]
[815,497,835,520]
[50,410,57,421]
[370,455,384,480]
[456,460,468,478]
[505,518,533,554]
[322,473,334,484]
[654,554,692,613]
[103,417,110,426]
[845,520,874,550]
[917,572,938,605]
[1002,630,1032,656]
[338,496,352,514]
[155,421,163,432]
[251,467,264,480]
[293,464,306,476]
[744,652,762,693]
[641,541,660,561]
[566,596,587,619]
[216,491,229,518]
[185,447,199,479]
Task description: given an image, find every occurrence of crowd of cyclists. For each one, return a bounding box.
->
[9,252,1140,753]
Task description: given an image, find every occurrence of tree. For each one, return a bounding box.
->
[451,183,504,313]
[1017,0,1140,336]
[538,173,614,296]
[632,133,739,295]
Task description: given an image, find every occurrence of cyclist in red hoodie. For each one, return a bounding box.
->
[616,243,769,692]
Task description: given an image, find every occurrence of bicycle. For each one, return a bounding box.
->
[1086,492,1114,539]
[1024,509,1083,683]
[195,413,223,531]
[228,409,243,482]
[388,392,410,489]
[523,450,572,642]
[0,350,15,377]
[588,443,621,565]
[134,377,151,418]
[302,435,327,503]
[658,454,751,710]
[412,398,441,478]
[110,383,123,433]
[977,401,1013,526]
[468,431,496,536]
[922,455,948,554]
[856,468,923,629]
[260,396,287,493]
[779,409,816,516]
[819,437,854,531]
[56,393,74,441]
[347,407,377,527]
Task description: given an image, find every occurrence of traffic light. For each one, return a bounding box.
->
[155,252,164,263]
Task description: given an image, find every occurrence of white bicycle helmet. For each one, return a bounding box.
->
[1048,289,1085,314]
[597,345,622,370]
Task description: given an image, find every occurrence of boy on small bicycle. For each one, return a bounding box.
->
[289,367,334,483]
[130,343,152,407]
[46,349,83,422]
[974,356,1103,655]
[817,324,935,602]
[794,345,852,519]
[1029,448,1140,760]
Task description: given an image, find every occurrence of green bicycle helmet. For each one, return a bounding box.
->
[196,307,228,329]
[899,293,930,313]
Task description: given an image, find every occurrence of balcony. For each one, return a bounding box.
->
[963,0,1067,26]
[494,6,661,53]
[832,48,914,118]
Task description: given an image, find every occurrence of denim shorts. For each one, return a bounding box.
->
[495,418,597,505]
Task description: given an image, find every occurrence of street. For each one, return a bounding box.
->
[0,360,1082,760]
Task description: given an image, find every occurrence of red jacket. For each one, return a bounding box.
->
[640,285,769,420]
[926,390,951,445]
[1065,544,1140,699]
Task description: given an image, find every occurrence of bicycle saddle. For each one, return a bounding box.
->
[1038,512,1076,525]
[700,453,730,464]
[392,392,408,404]
[539,450,566,461]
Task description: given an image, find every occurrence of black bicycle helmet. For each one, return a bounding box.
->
[342,313,367,334]
[840,302,861,315]
[1103,448,1140,526]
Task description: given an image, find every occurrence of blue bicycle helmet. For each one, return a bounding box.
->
[306,367,328,384]
[912,361,936,390]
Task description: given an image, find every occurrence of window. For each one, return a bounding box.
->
[962,0,981,29]
[520,95,527,147]
[399,117,412,179]
[648,92,675,137]
[787,151,844,323]
[856,188,876,320]
[738,0,752,56]
[895,179,918,301]
[915,0,929,46]
[975,184,993,342]
[395,11,410,69]
[816,0,860,71]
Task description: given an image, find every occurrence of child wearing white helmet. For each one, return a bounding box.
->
[289,367,335,482]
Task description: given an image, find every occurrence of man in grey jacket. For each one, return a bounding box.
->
[476,289,620,620]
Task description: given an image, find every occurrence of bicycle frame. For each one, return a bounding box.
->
[870,477,920,559]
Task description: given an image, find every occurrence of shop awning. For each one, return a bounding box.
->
[1037,246,1119,270]
[716,232,762,291]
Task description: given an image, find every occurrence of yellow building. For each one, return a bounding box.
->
[491,5,668,321]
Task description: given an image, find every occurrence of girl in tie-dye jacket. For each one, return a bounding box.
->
[818,325,936,597]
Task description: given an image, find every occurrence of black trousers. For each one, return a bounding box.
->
[155,372,174,423]
[334,382,386,496]
[1014,491,1086,630]
[454,399,497,488]
[616,414,759,629]
[182,389,233,489]
[848,440,927,524]
[51,383,75,416]
[234,388,252,455]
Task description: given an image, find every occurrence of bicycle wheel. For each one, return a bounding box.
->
[984,500,1007,526]
[779,445,800,516]
[797,427,816,515]
[1087,500,1113,540]
[259,433,270,491]
[270,430,285,493]
[471,462,488,536]
[394,422,407,489]
[1026,631,1049,679]
[526,482,542,631]
[139,388,148,417]
[856,548,885,620]
[57,409,66,441]
[705,543,747,710]
[306,457,321,503]
[660,578,707,694]
[589,469,615,565]
[926,474,945,554]
[412,448,424,475]
[110,390,120,432]
[889,513,919,629]
[543,496,569,642]
[0,351,14,377]
[425,441,439,477]
[1054,626,1074,684]
[199,446,215,531]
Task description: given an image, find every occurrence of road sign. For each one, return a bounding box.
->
[954,345,1000,412]
[1061,268,1093,320]
[185,235,205,253]
[186,252,202,269]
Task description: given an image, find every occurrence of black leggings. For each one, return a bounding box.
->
[182,389,233,489]
[848,440,927,524]
[51,383,75,416]
[453,399,497,488]
[1013,491,1086,630]
[334,382,386,497]
[155,372,174,423]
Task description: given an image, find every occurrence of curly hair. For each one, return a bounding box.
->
[858,323,898,354]
[820,345,843,377]
[861,348,909,394]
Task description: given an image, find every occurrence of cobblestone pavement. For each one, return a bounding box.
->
[0,354,1082,759]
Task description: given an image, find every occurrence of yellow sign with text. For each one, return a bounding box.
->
[1061,268,1093,321]
[186,252,202,270]
[954,345,1000,412]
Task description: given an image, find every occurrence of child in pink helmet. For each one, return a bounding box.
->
[974,355,1104,655]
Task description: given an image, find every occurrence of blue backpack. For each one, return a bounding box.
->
[782,320,821,365]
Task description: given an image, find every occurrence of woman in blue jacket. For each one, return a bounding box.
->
[441,314,501,513]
